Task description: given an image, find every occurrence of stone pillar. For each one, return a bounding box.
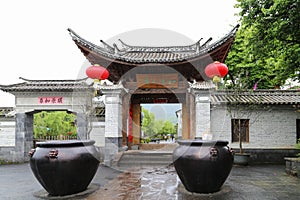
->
[76,113,88,140]
[102,88,125,166]
[15,113,33,162]
[194,90,212,139]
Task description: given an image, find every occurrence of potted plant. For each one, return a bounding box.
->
[226,88,269,165]
[232,119,251,165]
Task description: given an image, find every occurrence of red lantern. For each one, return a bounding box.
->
[86,64,109,80]
[204,61,228,79]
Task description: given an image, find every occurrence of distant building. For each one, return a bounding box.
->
[175,109,182,139]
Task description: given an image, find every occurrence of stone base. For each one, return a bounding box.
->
[234,153,250,166]
[285,157,300,178]
[177,182,232,197]
[233,148,300,164]
[33,183,99,199]
[103,137,122,166]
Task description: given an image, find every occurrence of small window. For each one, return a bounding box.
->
[231,119,249,143]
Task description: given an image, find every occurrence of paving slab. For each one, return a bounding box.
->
[1,163,300,199]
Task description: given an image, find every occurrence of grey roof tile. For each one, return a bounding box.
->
[0,77,92,92]
[211,90,300,105]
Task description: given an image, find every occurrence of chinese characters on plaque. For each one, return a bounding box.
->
[38,97,63,105]
[136,74,178,89]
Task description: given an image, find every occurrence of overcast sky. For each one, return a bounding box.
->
[0,0,239,106]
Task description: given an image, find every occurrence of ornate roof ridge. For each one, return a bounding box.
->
[68,28,113,55]
[117,38,205,53]
[68,25,240,64]
[18,77,88,83]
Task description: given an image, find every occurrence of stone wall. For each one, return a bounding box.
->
[0,117,17,163]
[236,148,300,164]
[211,104,300,148]
[90,121,105,147]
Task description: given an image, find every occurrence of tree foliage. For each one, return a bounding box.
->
[141,107,177,139]
[34,111,77,138]
[225,0,300,89]
[159,120,176,135]
[141,107,157,137]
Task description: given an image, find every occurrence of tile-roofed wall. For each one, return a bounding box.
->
[211,90,300,105]
[0,77,93,93]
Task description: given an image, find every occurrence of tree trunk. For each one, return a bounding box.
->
[238,119,243,154]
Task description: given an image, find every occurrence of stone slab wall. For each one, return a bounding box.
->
[90,121,105,147]
[211,104,300,148]
[194,91,211,139]
[0,117,16,162]
[0,119,15,147]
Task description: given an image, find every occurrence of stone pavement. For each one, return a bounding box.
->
[1,163,300,200]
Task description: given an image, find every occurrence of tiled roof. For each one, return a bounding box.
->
[0,107,14,116]
[68,25,239,64]
[0,77,93,92]
[211,90,300,105]
[68,26,239,83]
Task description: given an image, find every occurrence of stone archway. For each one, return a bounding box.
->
[16,108,86,162]
[30,110,78,147]
[122,82,195,149]
[0,78,94,162]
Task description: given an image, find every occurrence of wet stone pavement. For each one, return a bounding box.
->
[1,163,300,199]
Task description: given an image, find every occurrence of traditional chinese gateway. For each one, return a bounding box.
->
[1,25,300,165]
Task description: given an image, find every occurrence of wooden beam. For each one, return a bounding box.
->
[122,94,130,146]
[131,103,141,144]
[181,94,190,139]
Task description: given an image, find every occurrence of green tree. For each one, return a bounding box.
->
[34,111,77,138]
[159,120,176,135]
[141,108,158,137]
[141,108,177,139]
[226,0,300,89]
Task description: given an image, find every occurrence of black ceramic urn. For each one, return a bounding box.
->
[173,140,233,193]
[28,140,99,196]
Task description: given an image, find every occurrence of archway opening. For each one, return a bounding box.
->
[140,103,181,143]
[32,110,77,147]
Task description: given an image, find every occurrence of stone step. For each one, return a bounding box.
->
[116,150,174,169]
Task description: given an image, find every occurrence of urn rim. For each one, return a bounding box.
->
[36,140,95,147]
[177,139,228,146]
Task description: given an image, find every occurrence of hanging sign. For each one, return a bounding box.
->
[136,74,178,88]
[153,98,168,103]
[38,97,64,105]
